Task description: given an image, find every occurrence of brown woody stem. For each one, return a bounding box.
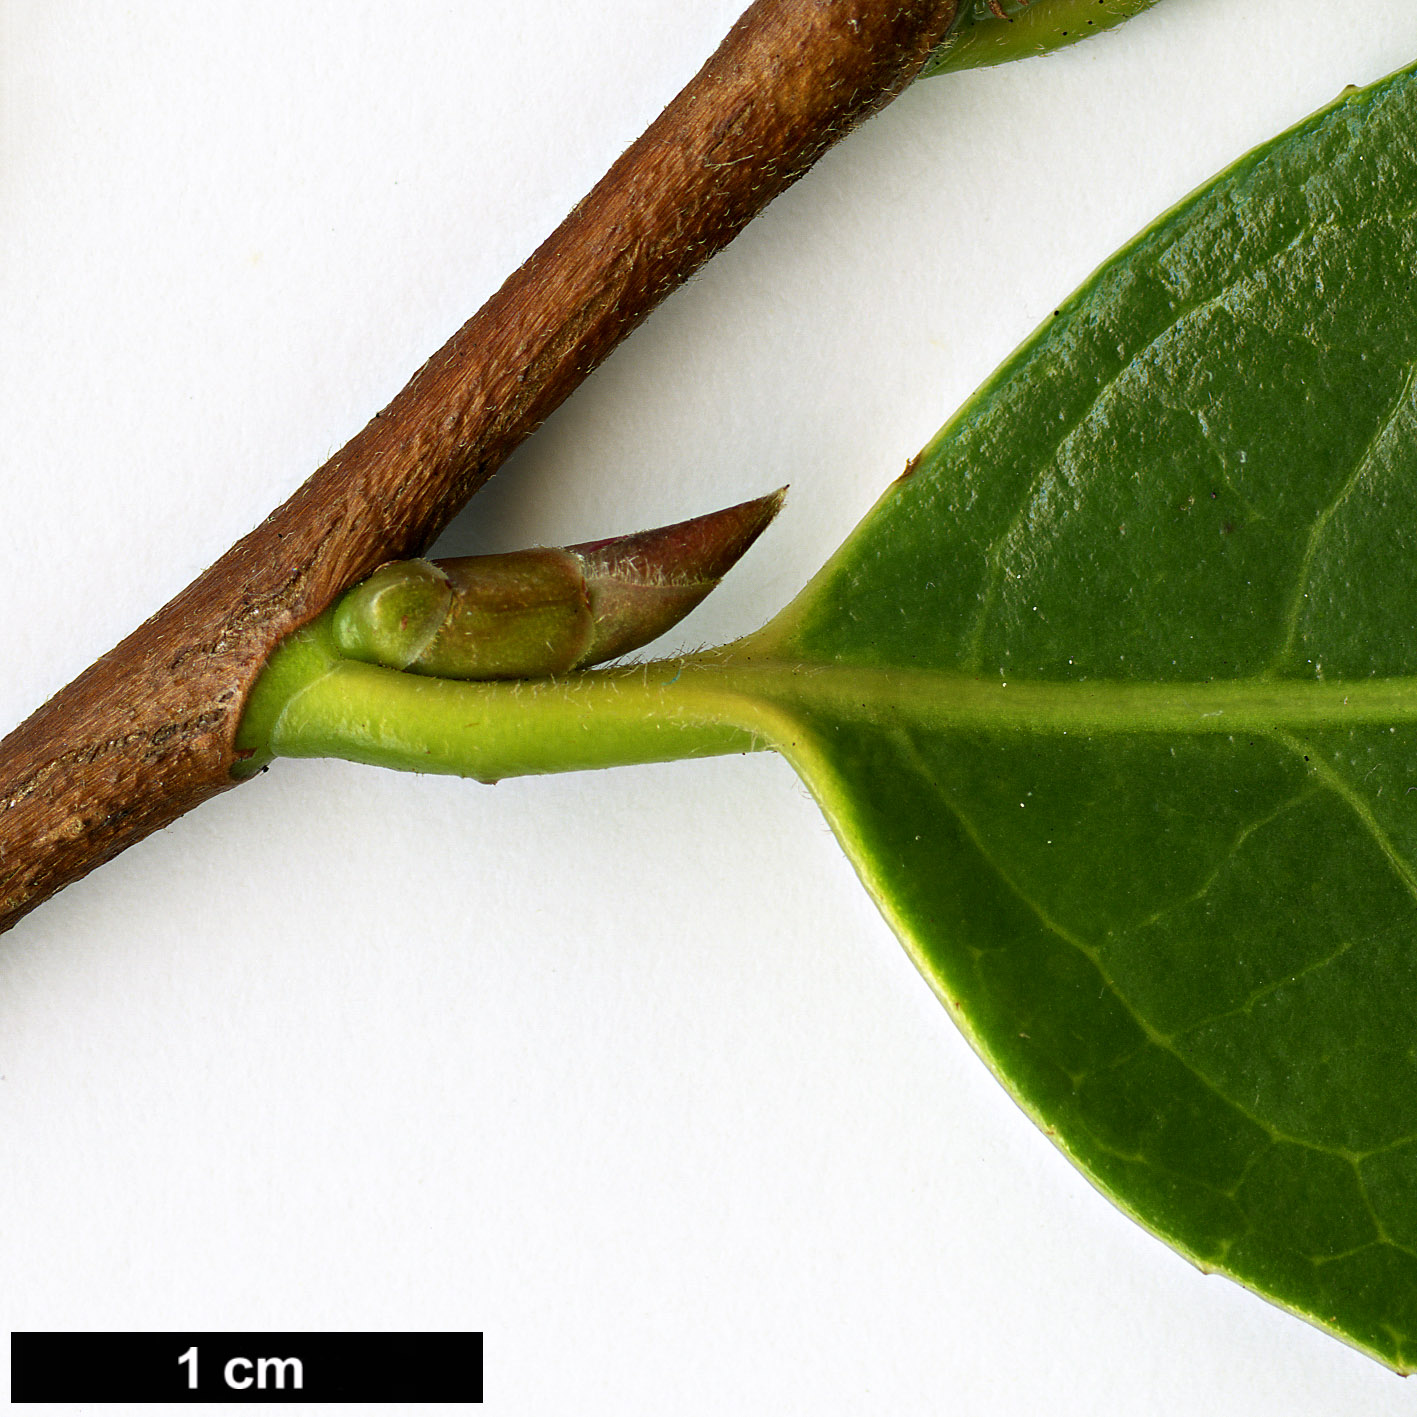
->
[0,0,958,936]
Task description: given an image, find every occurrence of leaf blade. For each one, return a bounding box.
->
[737,61,1417,1369]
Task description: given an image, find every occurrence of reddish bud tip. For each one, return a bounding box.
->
[569,488,786,667]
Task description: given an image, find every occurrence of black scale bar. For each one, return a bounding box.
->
[11,1332,482,1403]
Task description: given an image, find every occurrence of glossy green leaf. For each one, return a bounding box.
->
[924,0,1166,75]
[728,64,1417,1369]
[238,45,1417,1373]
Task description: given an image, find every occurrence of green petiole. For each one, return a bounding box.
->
[233,611,760,783]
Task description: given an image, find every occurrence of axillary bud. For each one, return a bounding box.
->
[332,549,593,679]
[331,489,785,681]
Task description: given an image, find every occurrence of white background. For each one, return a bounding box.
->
[2,2,1415,1413]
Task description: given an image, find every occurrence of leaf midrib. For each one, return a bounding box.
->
[714,656,1417,736]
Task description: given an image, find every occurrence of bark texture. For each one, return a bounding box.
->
[0,0,958,934]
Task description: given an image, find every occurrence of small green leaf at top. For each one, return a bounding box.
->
[924,0,1166,76]
[735,62,1417,1370]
